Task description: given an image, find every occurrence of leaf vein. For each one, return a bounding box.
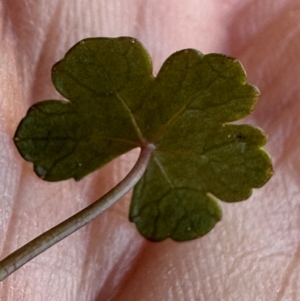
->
[151,59,234,142]
[154,155,174,189]
[82,42,145,143]
[115,93,145,143]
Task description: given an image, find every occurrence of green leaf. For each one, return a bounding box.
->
[15,37,153,181]
[14,37,273,241]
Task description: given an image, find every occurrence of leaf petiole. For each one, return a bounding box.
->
[0,143,155,282]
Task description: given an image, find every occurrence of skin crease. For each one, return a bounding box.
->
[0,0,300,300]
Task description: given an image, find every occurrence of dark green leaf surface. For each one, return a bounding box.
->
[14,37,273,241]
[15,37,153,181]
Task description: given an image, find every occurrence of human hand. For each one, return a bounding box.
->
[0,1,299,300]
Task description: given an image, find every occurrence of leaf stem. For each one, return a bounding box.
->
[0,143,155,282]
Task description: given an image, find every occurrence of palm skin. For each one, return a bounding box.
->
[0,1,299,300]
